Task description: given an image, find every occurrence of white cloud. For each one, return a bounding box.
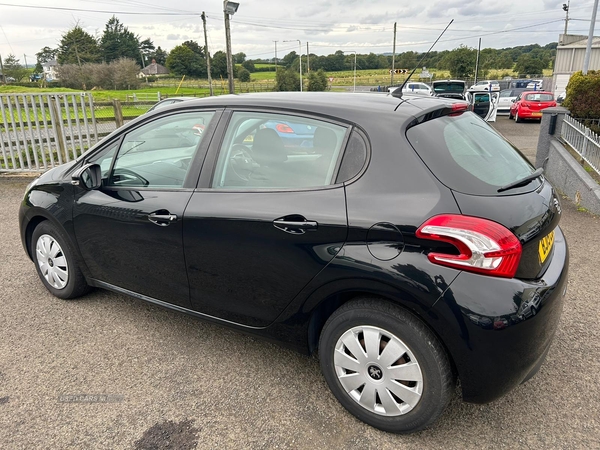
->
[0,0,568,62]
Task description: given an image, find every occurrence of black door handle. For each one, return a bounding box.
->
[148,212,178,226]
[273,217,318,234]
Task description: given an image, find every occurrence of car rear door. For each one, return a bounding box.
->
[183,109,350,327]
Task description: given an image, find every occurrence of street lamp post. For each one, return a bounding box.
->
[223,1,239,94]
[284,39,302,92]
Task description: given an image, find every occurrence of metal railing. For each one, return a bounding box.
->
[0,93,97,172]
[561,115,600,176]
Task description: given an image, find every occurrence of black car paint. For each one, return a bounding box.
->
[19,92,568,405]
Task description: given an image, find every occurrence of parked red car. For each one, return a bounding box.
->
[509,91,556,122]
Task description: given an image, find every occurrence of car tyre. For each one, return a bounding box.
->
[31,221,90,299]
[508,111,514,119]
[515,111,522,123]
[319,298,454,433]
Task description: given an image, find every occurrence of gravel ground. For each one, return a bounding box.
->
[1,118,599,449]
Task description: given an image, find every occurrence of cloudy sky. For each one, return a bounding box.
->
[0,0,598,64]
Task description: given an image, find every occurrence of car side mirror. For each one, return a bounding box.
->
[72,163,102,190]
[511,99,515,103]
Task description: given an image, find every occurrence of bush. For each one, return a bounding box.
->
[307,69,328,91]
[274,68,300,91]
[238,67,251,82]
[564,70,600,120]
[241,60,256,73]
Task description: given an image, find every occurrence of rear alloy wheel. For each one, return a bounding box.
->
[319,299,454,433]
[515,111,522,123]
[31,221,90,299]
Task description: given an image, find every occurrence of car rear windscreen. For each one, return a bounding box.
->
[433,82,464,93]
[406,112,540,196]
[524,93,554,101]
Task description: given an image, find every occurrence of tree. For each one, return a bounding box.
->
[307,69,328,91]
[242,60,255,72]
[2,54,29,81]
[274,67,300,91]
[238,67,251,82]
[211,51,229,78]
[139,38,155,67]
[152,46,168,65]
[165,45,206,77]
[514,54,545,76]
[36,46,57,64]
[182,40,205,58]
[233,52,246,64]
[57,25,101,65]
[440,45,476,78]
[100,16,140,63]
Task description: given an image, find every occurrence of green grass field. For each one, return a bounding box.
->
[1,67,554,101]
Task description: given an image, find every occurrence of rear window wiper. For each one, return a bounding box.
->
[497,167,544,193]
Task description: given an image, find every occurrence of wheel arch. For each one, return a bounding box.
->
[305,281,457,376]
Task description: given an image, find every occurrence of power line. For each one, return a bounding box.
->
[0,2,200,15]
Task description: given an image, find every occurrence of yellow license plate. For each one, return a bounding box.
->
[532,113,542,117]
[539,230,555,264]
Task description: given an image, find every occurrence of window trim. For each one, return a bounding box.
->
[198,107,354,193]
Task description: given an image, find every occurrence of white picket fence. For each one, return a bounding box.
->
[561,115,600,176]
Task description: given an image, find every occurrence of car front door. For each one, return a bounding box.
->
[183,110,350,327]
[72,110,219,307]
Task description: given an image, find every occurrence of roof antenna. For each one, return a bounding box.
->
[392,19,454,99]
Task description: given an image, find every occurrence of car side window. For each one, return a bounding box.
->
[107,111,214,188]
[87,141,119,178]
[211,111,347,189]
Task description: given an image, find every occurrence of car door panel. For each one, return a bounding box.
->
[73,188,193,307]
[183,188,348,327]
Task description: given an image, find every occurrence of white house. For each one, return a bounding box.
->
[42,59,59,81]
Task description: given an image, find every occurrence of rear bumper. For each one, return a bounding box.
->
[430,226,568,403]
[517,108,543,118]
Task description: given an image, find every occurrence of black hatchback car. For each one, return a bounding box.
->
[19,93,568,433]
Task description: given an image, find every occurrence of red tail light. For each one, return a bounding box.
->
[451,103,469,112]
[275,123,294,133]
[416,215,522,278]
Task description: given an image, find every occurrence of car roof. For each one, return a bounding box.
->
[151,92,459,121]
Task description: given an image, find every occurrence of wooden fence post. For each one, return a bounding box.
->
[113,99,124,129]
[48,97,67,164]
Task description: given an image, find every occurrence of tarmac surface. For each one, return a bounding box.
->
[1,116,599,449]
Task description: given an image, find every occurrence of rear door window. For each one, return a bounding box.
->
[406,112,539,196]
[211,111,348,189]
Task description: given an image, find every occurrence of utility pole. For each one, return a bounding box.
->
[273,40,278,68]
[202,11,214,96]
[474,38,481,84]
[583,0,599,75]
[23,54,28,69]
[563,1,570,36]
[391,22,397,86]
[223,1,239,94]
[306,42,310,72]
